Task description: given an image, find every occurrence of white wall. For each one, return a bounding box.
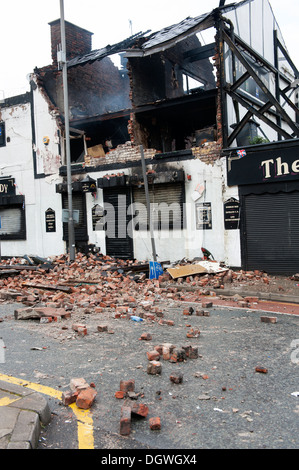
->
[0,88,65,258]
[85,158,241,266]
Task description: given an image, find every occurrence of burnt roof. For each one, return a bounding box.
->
[65,2,252,68]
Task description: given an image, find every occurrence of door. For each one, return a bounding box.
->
[62,192,88,246]
[242,191,299,274]
[103,187,133,259]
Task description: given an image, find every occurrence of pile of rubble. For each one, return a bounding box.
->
[0,253,297,315]
[0,253,292,440]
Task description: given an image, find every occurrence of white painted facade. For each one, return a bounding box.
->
[0,88,240,264]
[0,0,296,267]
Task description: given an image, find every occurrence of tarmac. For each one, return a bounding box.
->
[0,287,298,449]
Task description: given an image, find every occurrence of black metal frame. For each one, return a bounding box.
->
[216,16,299,148]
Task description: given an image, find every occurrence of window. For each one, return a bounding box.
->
[132,182,185,231]
[0,196,26,240]
[0,122,5,147]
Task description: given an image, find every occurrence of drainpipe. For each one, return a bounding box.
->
[59,0,76,262]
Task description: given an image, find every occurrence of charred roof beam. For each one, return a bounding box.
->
[183,42,216,63]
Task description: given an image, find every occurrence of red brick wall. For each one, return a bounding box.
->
[49,19,93,65]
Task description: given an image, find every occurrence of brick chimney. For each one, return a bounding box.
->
[48,19,93,66]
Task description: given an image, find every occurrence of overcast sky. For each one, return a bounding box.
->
[0,0,298,98]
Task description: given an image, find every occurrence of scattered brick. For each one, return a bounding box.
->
[130,403,149,418]
[186,328,200,338]
[182,345,198,359]
[115,391,125,399]
[120,406,131,435]
[147,361,162,375]
[255,366,268,373]
[70,377,90,392]
[149,417,161,430]
[147,350,160,361]
[183,307,193,315]
[261,316,277,324]
[139,333,152,341]
[72,324,87,335]
[62,390,78,406]
[169,348,187,363]
[97,324,108,332]
[76,387,97,409]
[120,379,135,393]
[170,372,183,384]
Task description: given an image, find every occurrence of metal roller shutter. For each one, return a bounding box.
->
[132,182,185,230]
[0,207,22,234]
[103,187,133,259]
[62,192,88,241]
[244,191,299,274]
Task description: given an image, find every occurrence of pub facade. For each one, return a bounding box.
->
[0,0,298,274]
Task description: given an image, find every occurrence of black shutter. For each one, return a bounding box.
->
[62,192,88,241]
[103,187,133,259]
[243,191,299,274]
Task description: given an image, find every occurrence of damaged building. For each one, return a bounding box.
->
[0,0,298,274]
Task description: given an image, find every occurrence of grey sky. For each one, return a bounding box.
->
[0,0,298,98]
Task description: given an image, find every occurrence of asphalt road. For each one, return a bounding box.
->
[0,300,298,450]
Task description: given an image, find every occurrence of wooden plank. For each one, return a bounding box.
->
[167,264,208,279]
[22,283,72,293]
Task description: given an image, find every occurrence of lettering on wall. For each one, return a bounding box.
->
[0,178,15,195]
[261,156,299,179]
[227,146,299,187]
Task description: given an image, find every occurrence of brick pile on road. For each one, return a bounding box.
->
[0,253,295,314]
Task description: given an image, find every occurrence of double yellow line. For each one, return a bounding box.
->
[0,373,94,449]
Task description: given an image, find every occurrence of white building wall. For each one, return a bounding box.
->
[0,88,65,259]
[84,157,242,267]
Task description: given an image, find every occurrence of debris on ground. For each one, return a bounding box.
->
[62,377,97,409]
[0,253,298,315]
[1,251,299,441]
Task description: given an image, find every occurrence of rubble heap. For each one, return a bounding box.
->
[0,253,297,312]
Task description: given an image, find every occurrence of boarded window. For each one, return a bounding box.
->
[132,182,185,231]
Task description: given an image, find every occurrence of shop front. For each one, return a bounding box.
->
[227,140,299,274]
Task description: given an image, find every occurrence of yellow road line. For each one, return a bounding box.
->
[0,396,21,406]
[70,403,95,449]
[0,373,94,449]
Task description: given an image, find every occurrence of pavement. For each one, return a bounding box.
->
[0,286,298,450]
[0,379,51,449]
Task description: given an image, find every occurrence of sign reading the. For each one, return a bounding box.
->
[227,145,299,186]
